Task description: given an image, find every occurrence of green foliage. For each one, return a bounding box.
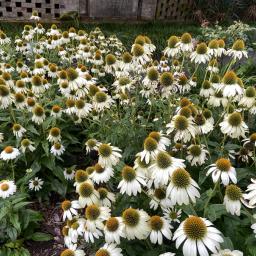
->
[0,193,51,255]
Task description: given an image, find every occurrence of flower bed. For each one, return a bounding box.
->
[0,11,256,256]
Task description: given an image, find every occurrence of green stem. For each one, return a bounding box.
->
[203,179,220,217]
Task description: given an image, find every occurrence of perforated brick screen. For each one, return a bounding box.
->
[0,0,66,20]
[156,0,194,21]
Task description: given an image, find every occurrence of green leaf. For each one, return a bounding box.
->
[206,204,226,221]
[13,202,31,211]
[221,236,234,250]
[51,179,67,196]
[9,214,20,232]
[7,227,18,241]
[41,141,49,157]
[26,124,39,135]
[0,206,9,221]
[29,232,53,241]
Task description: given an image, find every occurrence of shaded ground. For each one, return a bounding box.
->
[26,204,64,256]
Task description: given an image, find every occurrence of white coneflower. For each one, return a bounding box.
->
[32,105,46,125]
[28,177,44,191]
[60,247,85,256]
[67,68,86,90]
[194,113,214,135]
[160,72,174,98]
[163,207,182,224]
[227,39,248,60]
[208,39,219,57]
[211,249,243,256]
[0,84,13,109]
[104,216,125,244]
[122,208,150,240]
[74,169,90,190]
[98,143,122,167]
[173,215,223,256]
[149,187,173,210]
[164,36,180,57]
[207,59,219,73]
[47,127,61,143]
[0,180,17,198]
[166,115,196,143]
[149,131,170,151]
[64,167,76,180]
[34,23,45,34]
[190,43,210,64]
[223,184,244,216]
[243,132,256,147]
[12,123,26,138]
[65,98,76,115]
[85,139,98,153]
[186,144,209,166]
[113,76,134,94]
[221,71,243,98]
[131,44,150,65]
[244,179,256,207]
[237,146,253,163]
[61,200,81,221]
[176,33,194,53]
[219,112,248,139]
[95,243,122,256]
[217,39,226,57]
[167,168,200,205]
[134,156,151,179]
[14,92,26,110]
[136,137,159,164]
[15,80,27,94]
[0,146,20,161]
[81,222,103,243]
[31,75,45,94]
[118,165,146,196]
[149,151,185,187]
[61,225,72,248]
[199,80,214,98]
[78,181,99,207]
[90,163,114,184]
[208,91,228,108]
[159,253,176,256]
[148,215,172,244]
[144,36,156,53]
[142,67,159,90]
[207,158,237,186]
[20,139,36,153]
[121,52,133,71]
[85,204,111,232]
[75,99,92,119]
[68,220,80,244]
[33,62,45,75]
[203,109,214,125]
[0,31,11,45]
[239,86,256,108]
[93,91,113,112]
[30,11,40,21]
[105,54,118,74]
[98,187,115,207]
[175,74,191,94]
[50,143,65,156]
[51,105,62,118]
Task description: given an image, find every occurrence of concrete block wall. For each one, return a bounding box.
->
[0,0,193,22]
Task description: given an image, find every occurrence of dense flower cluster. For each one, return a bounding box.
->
[0,12,255,256]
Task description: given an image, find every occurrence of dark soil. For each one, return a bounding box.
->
[26,204,65,256]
